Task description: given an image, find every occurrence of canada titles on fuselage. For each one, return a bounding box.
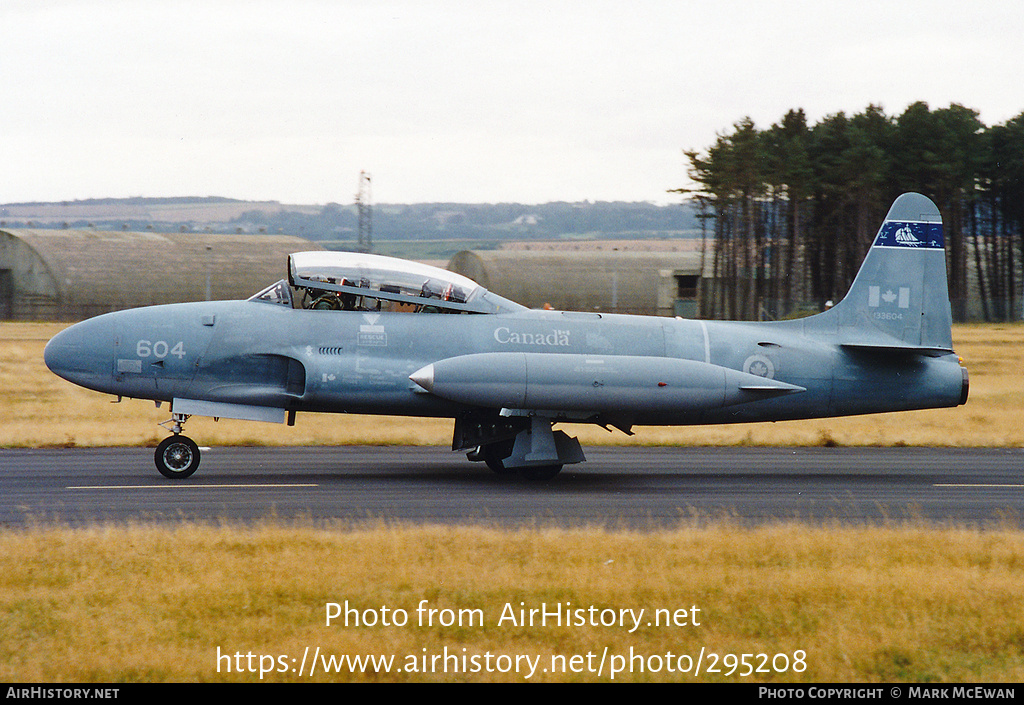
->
[493,327,571,347]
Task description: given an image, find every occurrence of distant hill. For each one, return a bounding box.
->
[0,198,319,229]
[0,197,701,244]
[4,196,246,207]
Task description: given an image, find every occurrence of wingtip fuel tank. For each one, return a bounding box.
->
[410,352,806,415]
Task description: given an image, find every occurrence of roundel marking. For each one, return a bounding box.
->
[743,354,775,379]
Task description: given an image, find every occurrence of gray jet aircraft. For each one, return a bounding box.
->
[44,192,968,480]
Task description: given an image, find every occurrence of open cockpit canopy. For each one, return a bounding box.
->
[248,251,524,314]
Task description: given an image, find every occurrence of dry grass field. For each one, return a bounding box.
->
[1,522,1023,683]
[3,321,1021,449]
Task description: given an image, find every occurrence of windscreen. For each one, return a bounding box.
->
[288,251,491,312]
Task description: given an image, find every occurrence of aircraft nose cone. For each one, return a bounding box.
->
[409,364,435,392]
[44,316,115,390]
[44,325,84,377]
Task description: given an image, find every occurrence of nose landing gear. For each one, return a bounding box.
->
[155,413,201,479]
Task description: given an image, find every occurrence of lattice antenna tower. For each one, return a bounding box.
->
[355,171,372,253]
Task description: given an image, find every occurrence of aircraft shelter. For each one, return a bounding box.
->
[0,229,319,321]
[447,249,707,317]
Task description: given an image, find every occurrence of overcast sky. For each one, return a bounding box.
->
[2,0,1022,205]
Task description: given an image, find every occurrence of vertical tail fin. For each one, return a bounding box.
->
[812,192,953,352]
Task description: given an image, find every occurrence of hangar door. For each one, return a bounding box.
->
[0,269,11,319]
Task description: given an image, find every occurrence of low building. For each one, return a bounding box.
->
[447,249,706,316]
[0,229,318,321]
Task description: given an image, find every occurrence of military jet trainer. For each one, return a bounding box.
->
[45,192,968,480]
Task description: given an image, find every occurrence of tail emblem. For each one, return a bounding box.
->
[875,221,943,249]
[894,226,922,246]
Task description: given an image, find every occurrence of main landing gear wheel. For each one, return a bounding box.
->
[481,440,563,481]
[518,464,563,481]
[482,439,517,476]
[155,435,201,479]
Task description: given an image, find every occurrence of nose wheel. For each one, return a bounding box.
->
[155,435,201,479]
[155,412,201,479]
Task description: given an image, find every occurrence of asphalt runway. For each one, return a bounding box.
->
[2,445,1023,528]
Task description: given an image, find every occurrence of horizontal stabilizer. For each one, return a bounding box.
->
[840,342,954,357]
[739,383,808,395]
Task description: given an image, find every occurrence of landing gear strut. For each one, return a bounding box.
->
[462,414,585,481]
[477,438,564,480]
[155,413,201,479]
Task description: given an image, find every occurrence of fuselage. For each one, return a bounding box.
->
[44,297,966,427]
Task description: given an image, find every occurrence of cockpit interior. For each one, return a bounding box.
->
[248,251,523,314]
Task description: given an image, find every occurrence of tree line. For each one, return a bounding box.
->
[680,102,1024,321]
